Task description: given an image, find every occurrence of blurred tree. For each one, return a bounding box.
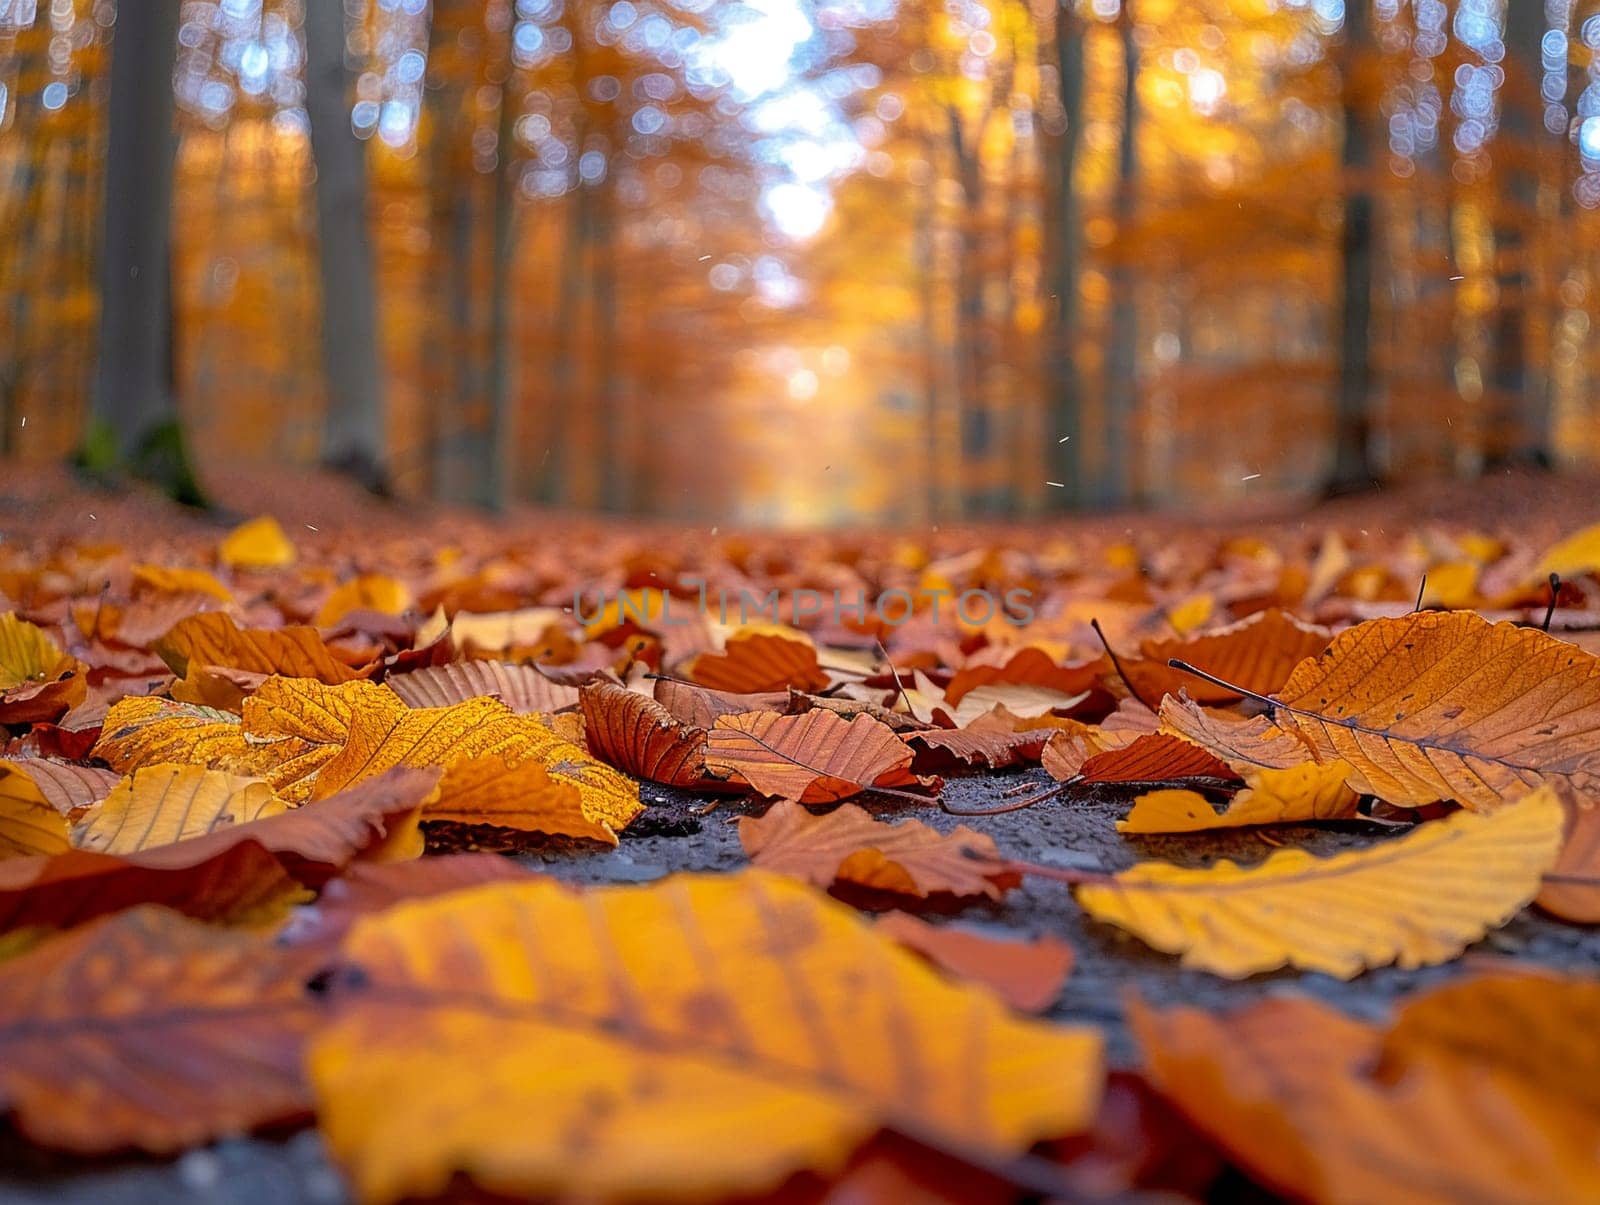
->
[1044,0,1086,508]
[305,0,388,492]
[1329,0,1377,494]
[1099,0,1139,508]
[85,0,201,504]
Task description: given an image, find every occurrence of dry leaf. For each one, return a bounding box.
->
[426,755,621,844]
[1077,786,1564,977]
[1130,975,1600,1204]
[740,800,1018,901]
[218,516,296,569]
[1117,761,1359,833]
[1124,609,1332,704]
[875,912,1072,1012]
[385,660,580,713]
[943,648,1105,706]
[72,765,292,854]
[1157,695,1312,770]
[1054,733,1236,787]
[156,612,370,684]
[1535,793,1600,922]
[684,628,830,693]
[315,575,412,628]
[0,760,74,858]
[706,709,926,803]
[652,676,789,727]
[1274,612,1600,808]
[290,854,530,948]
[309,872,1102,1203]
[0,906,322,1152]
[0,612,87,723]
[579,680,709,787]
[94,695,318,790]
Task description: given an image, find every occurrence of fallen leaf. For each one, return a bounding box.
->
[218,516,296,569]
[1535,793,1600,922]
[246,677,642,832]
[579,680,709,787]
[1533,520,1600,582]
[94,695,316,789]
[740,800,1019,901]
[1157,694,1312,770]
[875,912,1072,1011]
[0,612,87,723]
[289,853,531,948]
[0,761,74,857]
[942,648,1105,707]
[72,765,292,854]
[315,575,412,628]
[1130,975,1600,1204]
[1117,761,1359,833]
[684,628,831,693]
[707,709,926,803]
[1056,733,1236,787]
[1125,609,1332,704]
[385,660,580,713]
[156,612,370,683]
[1076,785,1565,977]
[426,755,621,844]
[0,906,322,1153]
[131,563,234,603]
[1274,611,1600,808]
[309,872,1102,1203]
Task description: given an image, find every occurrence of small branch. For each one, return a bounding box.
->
[1167,658,1281,710]
[1091,616,1158,713]
[1542,573,1561,633]
[1413,572,1427,613]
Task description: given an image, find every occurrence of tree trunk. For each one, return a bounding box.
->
[1329,0,1379,494]
[465,80,517,510]
[303,0,388,492]
[1495,0,1552,465]
[1099,1,1139,508]
[88,0,200,502]
[1046,0,1087,507]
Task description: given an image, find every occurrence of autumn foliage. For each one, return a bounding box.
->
[0,492,1598,1201]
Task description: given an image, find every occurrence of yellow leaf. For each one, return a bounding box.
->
[93,696,317,791]
[218,516,296,569]
[1078,786,1564,978]
[1418,560,1478,608]
[131,564,233,603]
[1534,521,1600,581]
[1118,761,1359,833]
[245,678,641,832]
[1274,612,1600,808]
[315,576,413,628]
[0,762,72,859]
[426,756,620,845]
[73,765,292,854]
[1165,593,1214,636]
[0,614,72,690]
[309,871,1102,1204]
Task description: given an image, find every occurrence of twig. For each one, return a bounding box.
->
[1091,617,1158,713]
[1413,572,1428,613]
[1542,573,1561,633]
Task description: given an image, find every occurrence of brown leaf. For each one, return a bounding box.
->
[943,648,1107,706]
[290,853,531,949]
[386,660,580,714]
[1536,791,1600,922]
[875,912,1072,1011]
[426,755,621,844]
[707,709,928,803]
[0,906,322,1153]
[652,676,789,727]
[1050,733,1236,787]
[579,680,709,786]
[740,800,1017,901]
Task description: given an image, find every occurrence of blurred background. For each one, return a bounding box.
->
[1,0,1597,525]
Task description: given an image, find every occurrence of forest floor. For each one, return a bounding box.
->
[0,461,1597,1203]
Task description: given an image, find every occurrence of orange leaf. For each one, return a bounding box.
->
[683,628,830,693]
[740,800,1016,900]
[1536,793,1600,922]
[706,709,926,803]
[1157,695,1312,770]
[651,676,788,726]
[1123,609,1332,705]
[308,872,1101,1202]
[0,906,322,1153]
[1275,612,1600,808]
[875,912,1072,1012]
[1068,733,1236,787]
[1130,975,1600,1204]
[426,755,621,845]
[156,612,371,683]
[943,648,1107,707]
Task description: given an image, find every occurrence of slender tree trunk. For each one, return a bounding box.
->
[304,0,387,492]
[88,0,200,501]
[1047,0,1087,507]
[1329,0,1379,493]
[543,176,589,506]
[1496,0,1552,465]
[949,107,992,514]
[467,81,517,510]
[1100,2,1139,508]
[593,178,626,512]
